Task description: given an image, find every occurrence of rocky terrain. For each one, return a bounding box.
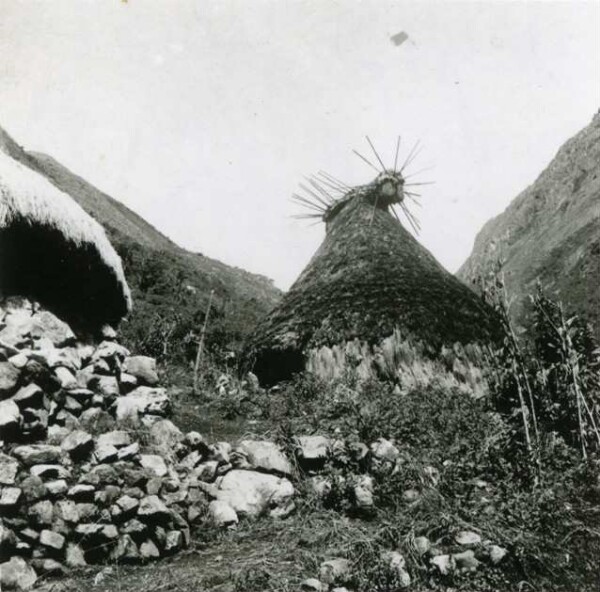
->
[0,297,519,591]
[458,111,600,338]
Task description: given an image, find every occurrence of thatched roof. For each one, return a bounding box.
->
[244,172,499,385]
[0,151,131,334]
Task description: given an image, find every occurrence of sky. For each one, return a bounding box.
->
[1,0,598,290]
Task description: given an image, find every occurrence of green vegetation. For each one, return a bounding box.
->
[109,230,275,376]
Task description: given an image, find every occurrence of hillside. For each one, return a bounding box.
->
[0,124,281,359]
[458,111,600,338]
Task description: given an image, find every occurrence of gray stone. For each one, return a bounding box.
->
[91,340,130,363]
[79,408,115,432]
[455,530,482,546]
[0,556,37,590]
[28,310,75,345]
[402,488,420,503]
[116,495,139,515]
[95,443,118,463]
[54,500,79,523]
[111,534,139,562]
[28,500,54,526]
[13,444,62,466]
[215,470,294,517]
[0,486,22,507]
[80,464,119,485]
[11,383,43,408]
[431,554,454,575]
[0,362,20,396]
[488,545,508,565]
[301,578,325,592]
[30,464,70,480]
[0,524,17,551]
[31,558,65,576]
[18,528,39,544]
[117,442,140,461]
[123,356,159,386]
[0,453,19,485]
[40,529,66,551]
[149,419,183,456]
[319,558,351,585]
[164,530,183,553]
[120,518,147,537]
[67,484,95,502]
[140,454,168,477]
[353,475,375,510]
[0,399,21,437]
[192,461,218,482]
[310,476,332,498]
[116,387,170,421]
[137,495,170,524]
[65,543,87,567]
[237,440,292,476]
[179,450,203,470]
[90,375,120,397]
[208,500,238,527]
[101,325,118,340]
[20,476,46,502]
[453,549,480,571]
[55,366,78,389]
[75,523,118,544]
[61,429,94,459]
[413,536,431,556]
[8,352,29,368]
[76,503,99,521]
[140,538,160,560]
[97,430,132,449]
[295,435,329,467]
[370,437,400,462]
[45,479,69,497]
[184,431,205,449]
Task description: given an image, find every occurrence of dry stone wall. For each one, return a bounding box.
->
[0,298,295,590]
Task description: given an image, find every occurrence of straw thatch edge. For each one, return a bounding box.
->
[0,151,132,314]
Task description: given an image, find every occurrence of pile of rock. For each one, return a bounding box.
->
[0,299,298,589]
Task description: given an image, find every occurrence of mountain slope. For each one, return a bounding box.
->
[0,124,281,357]
[458,111,600,338]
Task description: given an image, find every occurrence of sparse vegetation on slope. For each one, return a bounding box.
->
[459,110,600,339]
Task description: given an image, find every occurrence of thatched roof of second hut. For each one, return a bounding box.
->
[0,150,131,334]
[245,185,498,384]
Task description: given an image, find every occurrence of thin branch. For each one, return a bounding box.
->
[393,135,401,172]
[399,140,421,173]
[193,290,214,396]
[352,149,381,173]
[366,135,386,171]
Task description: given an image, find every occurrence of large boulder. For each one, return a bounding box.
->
[215,470,294,517]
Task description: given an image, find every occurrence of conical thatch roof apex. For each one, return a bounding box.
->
[245,179,499,385]
[0,150,131,334]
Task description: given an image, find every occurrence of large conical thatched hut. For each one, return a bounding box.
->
[0,150,131,334]
[244,161,499,386]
